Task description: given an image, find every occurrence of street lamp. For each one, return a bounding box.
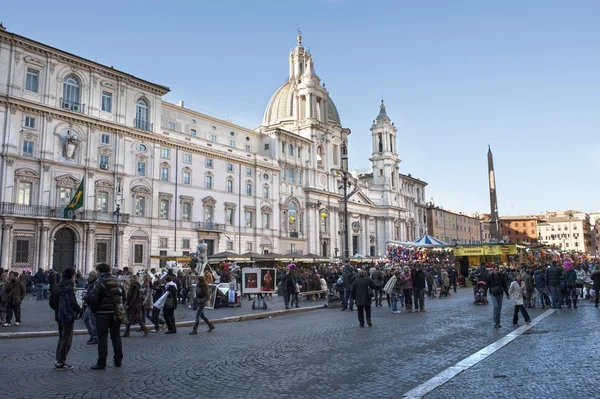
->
[340,141,351,264]
[114,184,123,270]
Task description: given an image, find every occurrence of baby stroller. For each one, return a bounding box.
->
[325,291,342,308]
[474,281,488,305]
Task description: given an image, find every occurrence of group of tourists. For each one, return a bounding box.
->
[471,257,600,328]
[6,262,217,371]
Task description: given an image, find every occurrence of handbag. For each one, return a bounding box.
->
[164,294,175,310]
[153,291,169,310]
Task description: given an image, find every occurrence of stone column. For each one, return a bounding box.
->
[85,226,95,273]
[39,225,50,271]
[1,223,13,271]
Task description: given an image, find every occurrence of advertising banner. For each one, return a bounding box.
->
[453,244,517,257]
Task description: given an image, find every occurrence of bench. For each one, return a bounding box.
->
[299,289,328,300]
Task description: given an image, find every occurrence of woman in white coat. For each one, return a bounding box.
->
[509,273,532,327]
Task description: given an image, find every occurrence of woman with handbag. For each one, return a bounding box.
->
[190,276,215,334]
[163,276,178,334]
[123,274,150,337]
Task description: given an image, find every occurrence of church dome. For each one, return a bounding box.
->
[262,80,341,126]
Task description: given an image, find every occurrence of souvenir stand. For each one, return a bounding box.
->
[207,252,252,308]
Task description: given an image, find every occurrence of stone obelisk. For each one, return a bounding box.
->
[488,146,501,241]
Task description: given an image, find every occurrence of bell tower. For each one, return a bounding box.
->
[370,100,399,193]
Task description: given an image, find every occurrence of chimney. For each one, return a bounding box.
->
[178,100,184,108]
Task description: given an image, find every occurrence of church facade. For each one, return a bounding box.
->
[0,26,426,273]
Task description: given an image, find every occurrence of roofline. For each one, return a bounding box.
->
[161,101,260,136]
[399,173,428,186]
[427,207,481,220]
[1,28,170,94]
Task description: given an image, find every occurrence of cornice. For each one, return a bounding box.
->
[0,31,169,96]
[1,97,279,172]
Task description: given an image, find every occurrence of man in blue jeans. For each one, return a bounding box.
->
[485,266,509,328]
[33,268,46,301]
[341,266,355,311]
[545,261,562,309]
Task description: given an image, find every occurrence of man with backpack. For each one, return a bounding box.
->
[49,268,82,370]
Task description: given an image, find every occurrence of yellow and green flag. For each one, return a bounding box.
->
[64,177,84,218]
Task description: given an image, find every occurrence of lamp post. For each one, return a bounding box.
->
[340,141,351,264]
[113,184,122,270]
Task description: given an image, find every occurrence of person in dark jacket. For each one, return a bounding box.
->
[485,266,509,328]
[190,276,215,334]
[90,263,123,370]
[163,276,179,334]
[370,266,385,307]
[342,266,355,311]
[591,265,600,308]
[351,270,376,327]
[83,271,98,344]
[281,268,296,310]
[533,268,550,309]
[545,261,562,309]
[123,274,150,337]
[49,268,82,370]
[33,268,46,301]
[411,265,427,312]
[448,266,458,293]
[2,271,26,326]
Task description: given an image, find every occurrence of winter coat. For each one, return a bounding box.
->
[575,269,587,284]
[194,283,209,307]
[533,270,546,290]
[164,282,179,310]
[49,278,82,323]
[141,283,153,310]
[342,269,355,290]
[591,270,600,291]
[83,278,97,305]
[545,265,562,287]
[351,276,376,307]
[90,273,122,314]
[411,269,426,289]
[401,272,413,290]
[485,271,509,297]
[509,281,526,306]
[125,282,144,324]
[563,270,577,289]
[281,273,297,294]
[19,273,29,288]
[522,272,533,292]
[448,268,457,284]
[371,270,385,287]
[33,270,46,284]
[441,271,450,287]
[1,279,26,305]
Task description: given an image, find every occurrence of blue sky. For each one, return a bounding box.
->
[3,0,599,215]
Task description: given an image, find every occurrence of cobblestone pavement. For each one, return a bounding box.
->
[2,293,326,333]
[425,299,600,399]
[1,289,576,399]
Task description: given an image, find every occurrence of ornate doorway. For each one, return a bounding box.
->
[53,228,75,273]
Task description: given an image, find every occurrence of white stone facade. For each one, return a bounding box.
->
[537,211,593,253]
[0,28,426,272]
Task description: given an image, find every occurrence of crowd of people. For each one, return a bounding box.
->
[1,253,599,369]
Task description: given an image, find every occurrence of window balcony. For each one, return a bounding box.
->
[0,202,129,224]
[134,119,153,132]
[197,222,226,232]
[60,98,85,113]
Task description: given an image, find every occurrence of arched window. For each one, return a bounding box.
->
[288,202,298,232]
[62,75,81,111]
[316,146,324,169]
[136,99,150,131]
[288,144,294,156]
[378,134,383,153]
